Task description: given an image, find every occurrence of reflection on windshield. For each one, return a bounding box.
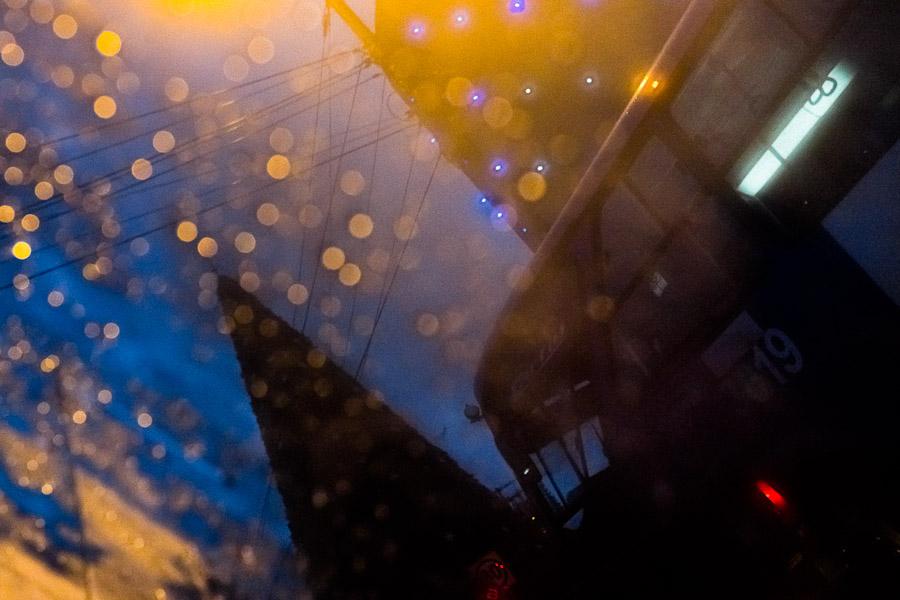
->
[2,1,900,599]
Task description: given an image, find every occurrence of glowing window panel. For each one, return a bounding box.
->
[738,61,855,196]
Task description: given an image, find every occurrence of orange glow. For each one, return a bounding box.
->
[149,0,283,33]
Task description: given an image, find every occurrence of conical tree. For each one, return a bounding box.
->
[217,276,559,600]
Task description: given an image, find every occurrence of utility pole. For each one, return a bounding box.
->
[324,1,380,58]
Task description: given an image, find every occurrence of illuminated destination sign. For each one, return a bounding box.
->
[738,61,855,196]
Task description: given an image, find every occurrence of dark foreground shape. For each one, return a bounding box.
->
[217,277,563,600]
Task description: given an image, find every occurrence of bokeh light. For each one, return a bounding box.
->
[266,154,291,179]
[153,130,176,153]
[11,241,31,260]
[5,132,26,153]
[322,247,346,271]
[94,95,118,119]
[52,14,78,39]
[96,31,122,57]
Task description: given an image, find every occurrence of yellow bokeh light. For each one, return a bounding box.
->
[247,36,274,64]
[54,164,74,185]
[53,14,78,39]
[338,263,361,287]
[131,158,153,180]
[94,95,117,119]
[0,205,14,223]
[348,214,373,239]
[82,263,99,280]
[287,283,308,305]
[340,170,365,196]
[40,355,60,373]
[72,410,87,424]
[5,132,26,153]
[1,43,24,67]
[176,221,197,242]
[153,130,176,153]
[96,31,122,57]
[256,202,279,226]
[517,171,547,201]
[322,247,345,271]
[21,214,40,232]
[34,182,54,201]
[266,154,291,179]
[164,77,189,102]
[4,167,23,185]
[197,236,218,257]
[234,231,256,253]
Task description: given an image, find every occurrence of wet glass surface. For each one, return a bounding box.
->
[1,2,899,598]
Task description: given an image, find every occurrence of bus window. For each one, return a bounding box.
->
[529,418,609,514]
[671,2,806,164]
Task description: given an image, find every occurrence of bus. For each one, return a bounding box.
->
[470,0,900,595]
[330,0,900,594]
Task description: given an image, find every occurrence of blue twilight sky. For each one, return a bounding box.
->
[0,0,537,559]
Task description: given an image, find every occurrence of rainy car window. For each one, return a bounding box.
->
[2,1,900,599]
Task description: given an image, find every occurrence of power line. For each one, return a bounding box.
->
[300,64,366,332]
[40,49,361,147]
[0,123,415,290]
[355,154,441,379]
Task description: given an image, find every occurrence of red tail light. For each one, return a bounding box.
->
[756,480,788,511]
